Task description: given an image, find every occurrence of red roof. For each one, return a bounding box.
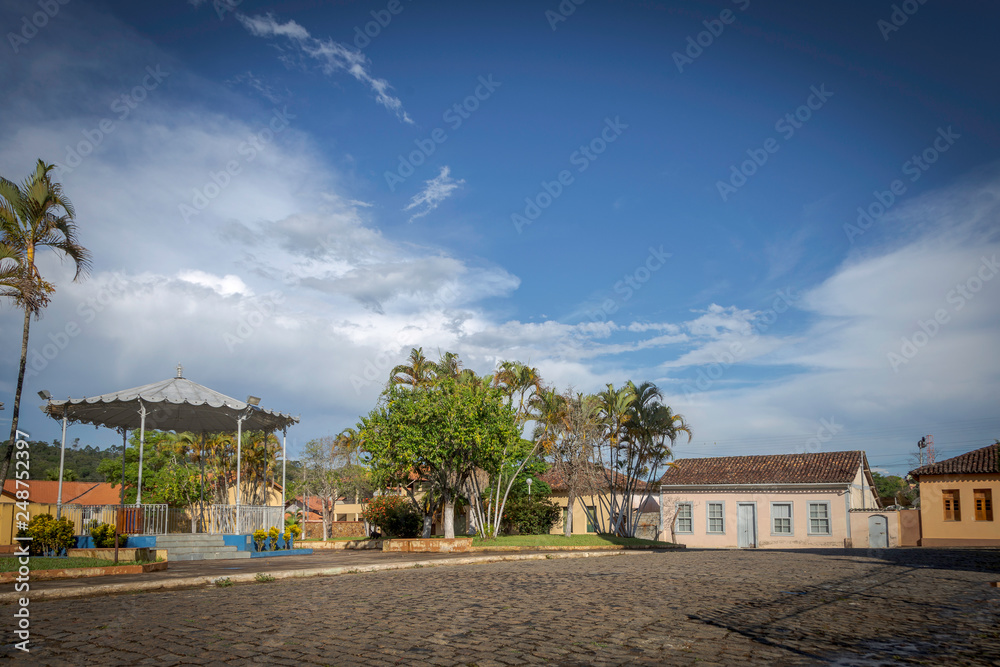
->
[910,442,1000,477]
[541,465,652,492]
[2,480,123,505]
[659,451,865,485]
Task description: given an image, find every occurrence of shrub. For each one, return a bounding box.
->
[25,514,77,556]
[90,522,127,549]
[501,496,561,535]
[361,495,422,538]
[252,529,268,551]
[288,524,303,539]
[268,526,281,549]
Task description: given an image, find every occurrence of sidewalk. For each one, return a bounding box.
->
[2,548,638,603]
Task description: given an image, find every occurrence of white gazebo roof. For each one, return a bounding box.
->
[42,370,298,433]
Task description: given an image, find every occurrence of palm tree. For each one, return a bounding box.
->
[0,160,91,484]
[390,347,437,388]
[493,360,542,425]
[433,350,463,380]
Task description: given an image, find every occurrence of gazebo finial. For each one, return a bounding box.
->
[177,363,183,378]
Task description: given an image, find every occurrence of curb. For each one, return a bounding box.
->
[0,549,642,603]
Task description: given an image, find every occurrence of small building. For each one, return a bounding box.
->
[540,468,660,538]
[910,441,999,547]
[659,451,891,548]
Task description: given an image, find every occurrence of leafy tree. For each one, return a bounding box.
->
[390,347,437,388]
[299,434,371,539]
[541,391,604,537]
[0,160,91,484]
[361,495,421,538]
[501,495,561,535]
[872,472,917,505]
[360,375,520,539]
[97,431,200,507]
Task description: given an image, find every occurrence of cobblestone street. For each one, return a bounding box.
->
[6,548,1000,666]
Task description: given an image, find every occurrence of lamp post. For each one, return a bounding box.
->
[527,477,533,501]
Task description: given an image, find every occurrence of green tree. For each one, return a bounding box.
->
[0,160,91,484]
[390,346,437,388]
[299,433,371,539]
[97,431,200,506]
[360,376,520,539]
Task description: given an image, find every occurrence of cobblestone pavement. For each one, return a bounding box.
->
[6,548,1000,666]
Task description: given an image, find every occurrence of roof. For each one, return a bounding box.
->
[42,373,298,433]
[541,466,652,492]
[910,442,1000,477]
[2,480,123,505]
[659,451,866,486]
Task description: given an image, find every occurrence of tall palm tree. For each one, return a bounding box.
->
[493,360,542,425]
[390,347,437,388]
[433,350,463,380]
[0,160,90,484]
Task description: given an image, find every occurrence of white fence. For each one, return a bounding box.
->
[61,503,282,535]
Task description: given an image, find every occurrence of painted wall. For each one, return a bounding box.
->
[660,489,853,548]
[849,510,900,548]
[918,473,1000,546]
[547,492,656,535]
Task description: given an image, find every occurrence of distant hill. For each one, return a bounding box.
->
[7,439,122,483]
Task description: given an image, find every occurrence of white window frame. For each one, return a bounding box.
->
[706,501,725,534]
[807,501,832,536]
[770,502,793,536]
[675,502,693,534]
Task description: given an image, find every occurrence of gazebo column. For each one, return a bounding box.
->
[281,429,287,513]
[136,403,147,505]
[55,411,68,520]
[236,414,246,532]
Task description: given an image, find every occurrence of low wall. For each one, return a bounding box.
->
[303,521,366,539]
[66,547,152,561]
[308,539,382,550]
[383,538,472,553]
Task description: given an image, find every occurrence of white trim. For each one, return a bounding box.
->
[807,500,832,536]
[706,500,725,534]
[770,501,794,536]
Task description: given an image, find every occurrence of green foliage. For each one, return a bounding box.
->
[214,577,234,588]
[6,439,119,482]
[268,526,281,549]
[23,514,76,555]
[872,472,917,505]
[501,496,562,535]
[288,524,302,539]
[254,572,275,583]
[89,522,126,549]
[361,495,422,538]
[96,431,200,507]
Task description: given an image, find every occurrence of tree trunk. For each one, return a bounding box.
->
[0,308,32,484]
[422,513,433,538]
[564,492,575,538]
[443,493,455,539]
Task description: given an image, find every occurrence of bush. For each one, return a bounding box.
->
[361,495,422,538]
[24,514,77,556]
[90,522,127,549]
[252,529,268,551]
[501,496,561,535]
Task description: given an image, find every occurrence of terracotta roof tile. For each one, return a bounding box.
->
[2,480,123,505]
[659,451,864,485]
[910,442,1000,477]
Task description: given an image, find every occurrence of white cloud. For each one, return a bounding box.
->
[236,13,413,124]
[177,270,253,297]
[403,167,465,222]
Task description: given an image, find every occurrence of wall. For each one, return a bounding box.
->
[660,488,851,548]
[917,473,1000,546]
[848,509,900,548]
[546,492,656,535]
[899,508,921,546]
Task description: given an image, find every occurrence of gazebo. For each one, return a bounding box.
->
[40,365,299,536]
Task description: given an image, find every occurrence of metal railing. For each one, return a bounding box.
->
[61,503,281,535]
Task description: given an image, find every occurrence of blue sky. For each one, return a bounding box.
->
[2,0,999,475]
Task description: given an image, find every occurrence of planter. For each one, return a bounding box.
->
[382,538,473,553]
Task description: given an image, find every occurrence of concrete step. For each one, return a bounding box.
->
[165,545,240,556]
[155,536,227,547]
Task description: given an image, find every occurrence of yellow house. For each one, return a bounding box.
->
[910,442,999,547]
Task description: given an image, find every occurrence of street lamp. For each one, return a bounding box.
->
[527,477,533,501]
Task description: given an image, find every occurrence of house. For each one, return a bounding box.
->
[658,451,891,548]
[540,468,660,538]
[1,480,124,546]
[910,441,999,547]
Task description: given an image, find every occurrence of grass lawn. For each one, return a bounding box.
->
[471,534,677,548]
[0,556,158,572]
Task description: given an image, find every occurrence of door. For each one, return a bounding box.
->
[737,503,757,548]
[869,515,888,549]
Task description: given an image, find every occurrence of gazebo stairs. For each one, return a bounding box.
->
[155,534,250,561]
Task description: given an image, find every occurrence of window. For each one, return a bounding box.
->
[707,502,724,533]
[676,502,693,533]
[943,490,961,521]
[771,502,793,535]
[974,489,993,522]
[586,506,596,533]
[808,502,831,535]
